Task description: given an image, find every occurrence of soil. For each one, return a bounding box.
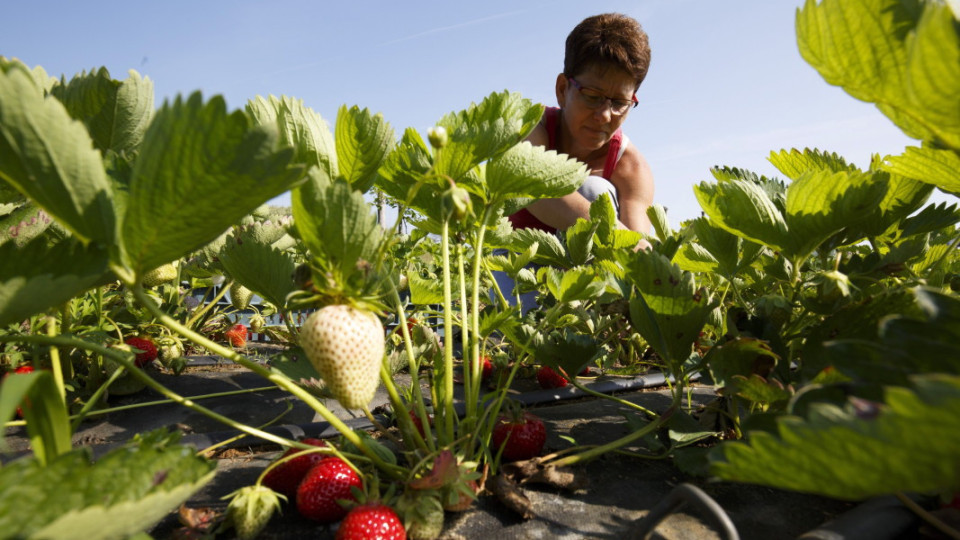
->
[2,348,928,539]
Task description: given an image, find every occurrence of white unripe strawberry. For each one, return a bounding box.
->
[299,304,385,410]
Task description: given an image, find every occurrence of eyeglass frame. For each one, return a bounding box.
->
[566,77,638,115]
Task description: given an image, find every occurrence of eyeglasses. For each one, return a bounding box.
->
[567,77,638,115]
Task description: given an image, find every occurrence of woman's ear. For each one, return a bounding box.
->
[555,73,568,108]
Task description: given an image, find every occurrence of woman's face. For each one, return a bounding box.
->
[556,64,637,152]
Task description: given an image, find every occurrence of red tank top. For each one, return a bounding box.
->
[508,107,623,232]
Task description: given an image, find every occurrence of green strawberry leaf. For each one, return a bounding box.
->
[0,429,215,539]
[0,236,111,327]
[626,250,717,366]
[693,179,790,253]
[0,66,117,245]
[408,272,445,305]
[900,201,960,237]
[797,0,960,150]
[0,56,57,92]
[246,95,338,180]
[800,289,919,380]
[507,228,568,268]
[564,218,598,268]
[700,337,779,389]
[782,169,889,260]
[768,148,858,179]
[292,171,385,295]
[0,202,57,247]
[589,192,618,245]
[0,369,72,465]
[218,232,298,310]
[485,141,587,203]
[647,204,673,242]
[376,127,436,215]
[883,145,960,195]
[434,91,542,183]
[49,67,154,155]
[709,374,960,500]
[121,92,304,277]
[335,105,394,193]
[543,266,607,304]
[536,329,602,379]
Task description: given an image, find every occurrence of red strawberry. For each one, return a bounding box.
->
[481,356,494,380]
[407,410,432,439]
[536,365,568,389]
[3,365,35,418]
[296,457,362,522]
[491,411,547,462]
[225,323,248,348]
[124,337,158,367]
[335,502,406,540]
[261,438,328,498]
[299,304,385,410]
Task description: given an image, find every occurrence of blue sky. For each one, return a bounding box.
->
[5,0,944,227]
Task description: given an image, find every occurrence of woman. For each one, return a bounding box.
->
[510,13,654,247]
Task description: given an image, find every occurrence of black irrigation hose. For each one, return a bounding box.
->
[797,494,927,540]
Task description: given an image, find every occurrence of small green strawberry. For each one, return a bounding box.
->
[249,313,266,333]
[398,491,444,540]
[299,304,385,410]
[142,262,178,287]
[223,484,284,540]
[231,282,254,310]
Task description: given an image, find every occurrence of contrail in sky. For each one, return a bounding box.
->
[381,9,531,46]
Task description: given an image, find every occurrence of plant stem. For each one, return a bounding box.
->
[45,314,66,403]
[568,378,658,417]
[7,333,298,449]
[440,218,456,444]
[546,391,680,468]
[128,284,407,479]
[185,281,232,329]
[895,492,960,540]
[73,385,282,422]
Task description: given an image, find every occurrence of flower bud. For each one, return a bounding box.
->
[428,126,448,149]
[441,184,473,222]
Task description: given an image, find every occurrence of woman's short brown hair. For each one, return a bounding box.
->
[564,13,651,88]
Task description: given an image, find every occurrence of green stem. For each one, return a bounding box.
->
[73,385,282,424]
[128,284,406,479]
[466,207,493,430]
[70,363,130,431]
[439,218,456,444]
[569,378,658,417]
[45,315,66,403]
[457,241,473,427]
[547,391,681,468]
[387,287,434,453]
[6,334,298,449]
[895,492,960,540]
[185,280,232,329]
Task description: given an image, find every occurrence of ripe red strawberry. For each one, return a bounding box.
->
[536,365,568,389]
[225,323,248,348]
[261,438,328,498]
[335,502,406,540]
[3,365,35,418]
[491,411,547,462]
[124,337,158,367]
[480,355,494,380]
[299,304,385,410]
[407,410,432,439]
[296,457,362,522]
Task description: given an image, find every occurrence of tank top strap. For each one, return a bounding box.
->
[602,129,623,180]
